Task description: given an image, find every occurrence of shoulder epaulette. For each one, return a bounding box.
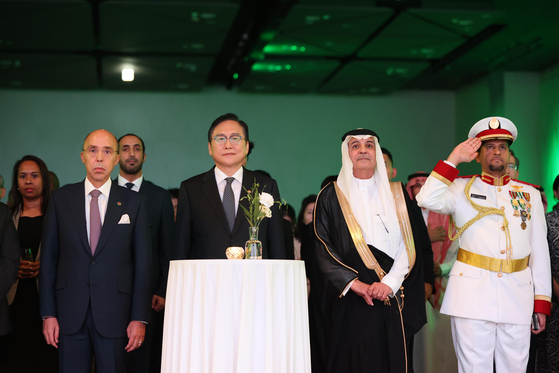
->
[512,179,541,189]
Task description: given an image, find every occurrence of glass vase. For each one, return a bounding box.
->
[245,227,262,259]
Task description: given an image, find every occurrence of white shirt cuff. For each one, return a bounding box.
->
[381,275,399,297]
[444,160,456,168]
[342,278,358,296]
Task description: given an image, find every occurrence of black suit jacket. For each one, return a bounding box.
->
[137,180,175,298]
[0,203,19,336]
[39,182,152,338]
[176,167,286,259]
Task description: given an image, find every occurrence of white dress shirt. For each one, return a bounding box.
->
[84,178,111,243]
[342,176,408,296]
[117,174,143,192]
[356,177,408,293]
[214,166,243,216]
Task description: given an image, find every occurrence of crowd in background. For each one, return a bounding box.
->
[0,127,559,373]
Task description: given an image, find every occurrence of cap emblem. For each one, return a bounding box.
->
[489,118,500,129]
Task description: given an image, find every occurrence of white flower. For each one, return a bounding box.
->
[260,205,272,218]
[259,192,274,208]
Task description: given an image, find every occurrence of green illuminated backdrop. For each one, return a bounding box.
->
[1,66,558,211]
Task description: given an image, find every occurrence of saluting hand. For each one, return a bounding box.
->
[447,137,482,166]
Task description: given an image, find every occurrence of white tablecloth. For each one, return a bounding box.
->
[161,260,311,373]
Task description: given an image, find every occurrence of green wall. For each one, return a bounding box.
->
[540,64,559,210]
[0,88,455,211]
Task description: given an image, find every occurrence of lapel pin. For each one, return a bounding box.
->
[117,202,122,206]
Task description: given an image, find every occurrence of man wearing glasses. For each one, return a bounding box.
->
[507,150,520,180]
[175,113,286,259]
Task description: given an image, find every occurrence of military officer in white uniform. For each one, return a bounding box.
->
[416,116,551,373]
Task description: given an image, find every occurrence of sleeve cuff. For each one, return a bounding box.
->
[341,278,358,297]
[431,160,460,186]
[534,298,551,316]
[381,275,399,296]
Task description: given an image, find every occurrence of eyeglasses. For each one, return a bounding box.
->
[83,147,116,157]
[212,135,244,146]
[507,164,518,170]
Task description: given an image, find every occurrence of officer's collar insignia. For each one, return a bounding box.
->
[481,172,510,186]
[489,118,501,129]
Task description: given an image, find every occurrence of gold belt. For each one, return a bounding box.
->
[457,248,529,273]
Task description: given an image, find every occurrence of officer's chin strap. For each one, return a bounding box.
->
[448,176,513,263]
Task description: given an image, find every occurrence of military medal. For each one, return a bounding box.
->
[524,193,531,220]
[510,190,531,229]
[520,210,527,230]
[510,192,520,216]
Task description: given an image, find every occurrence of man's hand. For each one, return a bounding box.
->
[433,263,442,277]
[18,260,40,279]
[28,260,40,278]
[424,283,433,301]
[447,137,482,166]
[42,317,59,348]
[369,282,392,302]
[125,321,146,352]
[350,280,374,306]
[532,313,547,335]
[152,294,165,312]
[427,224,446,243]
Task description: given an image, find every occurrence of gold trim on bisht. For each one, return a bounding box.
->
[333,182,386,280]
[314,184,359,280]
[390,181,416,275]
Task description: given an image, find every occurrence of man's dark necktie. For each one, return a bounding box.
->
[223,177,236,232]
[89,189,102,255]
[125,182,134,190]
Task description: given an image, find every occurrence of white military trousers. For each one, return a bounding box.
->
[450,316,530,373]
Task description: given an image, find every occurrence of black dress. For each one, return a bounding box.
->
[536,209,559,372]
[2,216,58,372]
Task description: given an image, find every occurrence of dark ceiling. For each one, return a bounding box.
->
[1,0,558,95]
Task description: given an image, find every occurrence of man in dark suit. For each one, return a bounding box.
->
[176,113,285,259]
[40,129,152,373]
[117,133,175,373]
[0,202,19,352]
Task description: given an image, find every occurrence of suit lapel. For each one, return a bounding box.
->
[94,183,125,256]
[232,168,252,236]
[202,168,232,234]
[70,182,90,253]
[138,179,154,200]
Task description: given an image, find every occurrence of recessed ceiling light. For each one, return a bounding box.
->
[122,68,134,82]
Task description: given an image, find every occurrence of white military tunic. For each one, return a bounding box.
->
[416,160,551,324]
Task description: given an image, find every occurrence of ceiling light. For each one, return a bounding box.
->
[122,68,134,82]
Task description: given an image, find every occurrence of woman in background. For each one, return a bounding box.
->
[2,155,57,373]
[294,196,316,261]
[536,174,559,372]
